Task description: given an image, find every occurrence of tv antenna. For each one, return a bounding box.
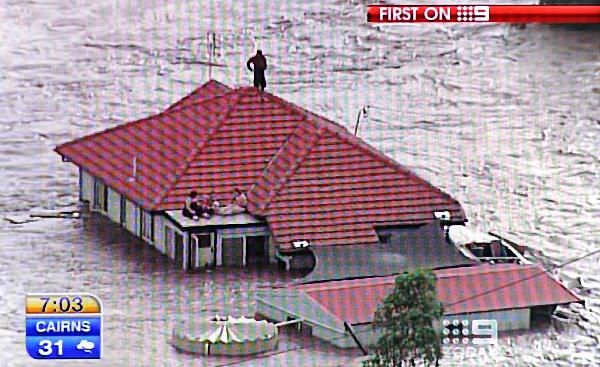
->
[354,106,370,136]
[206,31,219,80]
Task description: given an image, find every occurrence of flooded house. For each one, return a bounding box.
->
[54,79,468,270]
[55,79,583,349]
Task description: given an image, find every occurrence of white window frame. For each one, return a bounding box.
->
[191,232,215,268]
[216,227,269,267]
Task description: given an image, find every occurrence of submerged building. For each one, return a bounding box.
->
[55,80,466,270]
[256,262,581,348]
[255,220,581,347]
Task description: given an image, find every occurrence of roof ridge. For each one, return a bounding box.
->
[252,122,327,216]
[55,80,234,153]
[153,90,240,207]
[244,92,322,215]
[151,91,242,209]
[301,291,346,325]
[246,92,347,214]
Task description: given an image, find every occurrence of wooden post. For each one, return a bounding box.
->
[344,321,368,355]
[354,109,362,136]
[207,32,212,80]
[354,106,369,136]
[207,32,218,81]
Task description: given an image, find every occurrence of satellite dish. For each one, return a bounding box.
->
[434,211,451,221]
[292,240,310,249]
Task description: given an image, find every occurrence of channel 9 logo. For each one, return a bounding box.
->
[456,6,490,22]
[442,319,498,346]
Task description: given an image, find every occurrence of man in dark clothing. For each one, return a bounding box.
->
[247,50,267,101]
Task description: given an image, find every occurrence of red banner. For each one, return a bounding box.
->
[367,5,600,23]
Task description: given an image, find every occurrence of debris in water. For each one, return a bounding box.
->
[29,209,80,218]
[5,215,38,224]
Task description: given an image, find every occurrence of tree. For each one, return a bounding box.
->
[363,269,444,367]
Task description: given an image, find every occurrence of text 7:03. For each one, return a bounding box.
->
[40,296,84,312]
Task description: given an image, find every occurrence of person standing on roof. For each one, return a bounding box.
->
[247,50,267,101]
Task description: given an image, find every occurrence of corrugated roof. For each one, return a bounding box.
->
[55,80,466,247]
[301,221,477,283]
[293,264,581,324]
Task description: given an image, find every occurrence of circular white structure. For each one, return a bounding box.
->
[170,315,279,356]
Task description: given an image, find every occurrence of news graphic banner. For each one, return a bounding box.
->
[367,5,600,23]
[25,293,102,359]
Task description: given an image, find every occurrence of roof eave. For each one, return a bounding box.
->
[54,150,157,212]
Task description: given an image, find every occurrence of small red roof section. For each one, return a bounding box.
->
[166,79,231,112]
[56,80,465,247]
[294,264,581,324]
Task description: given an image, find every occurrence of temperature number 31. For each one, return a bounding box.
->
[39,340,63,356]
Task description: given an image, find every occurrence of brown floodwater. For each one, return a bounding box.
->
[0,1,598,366]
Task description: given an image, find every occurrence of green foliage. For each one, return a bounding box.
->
[363,269,444,367]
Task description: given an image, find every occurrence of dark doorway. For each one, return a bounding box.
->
[119,196,126,226]
[93,180,107,212]
[246,235,268,265]
[221,237,244,266]
[174,232,184,268]
[188,239,195,270]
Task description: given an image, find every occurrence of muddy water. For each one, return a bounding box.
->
[0,0,598,366]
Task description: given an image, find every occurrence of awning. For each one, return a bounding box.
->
[301,221,477,283]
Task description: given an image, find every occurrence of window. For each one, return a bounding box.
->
[78,168,83,201]
[141,211,153,241]
[93,179,107,212]
[246,236,266,259]
[193,234,213,248]
[221,237,244,266]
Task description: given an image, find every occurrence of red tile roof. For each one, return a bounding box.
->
[56,80,466,247]
[166,80,231,112]
[294,264,581,324]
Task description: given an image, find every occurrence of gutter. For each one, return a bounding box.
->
[255,297,347,334]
